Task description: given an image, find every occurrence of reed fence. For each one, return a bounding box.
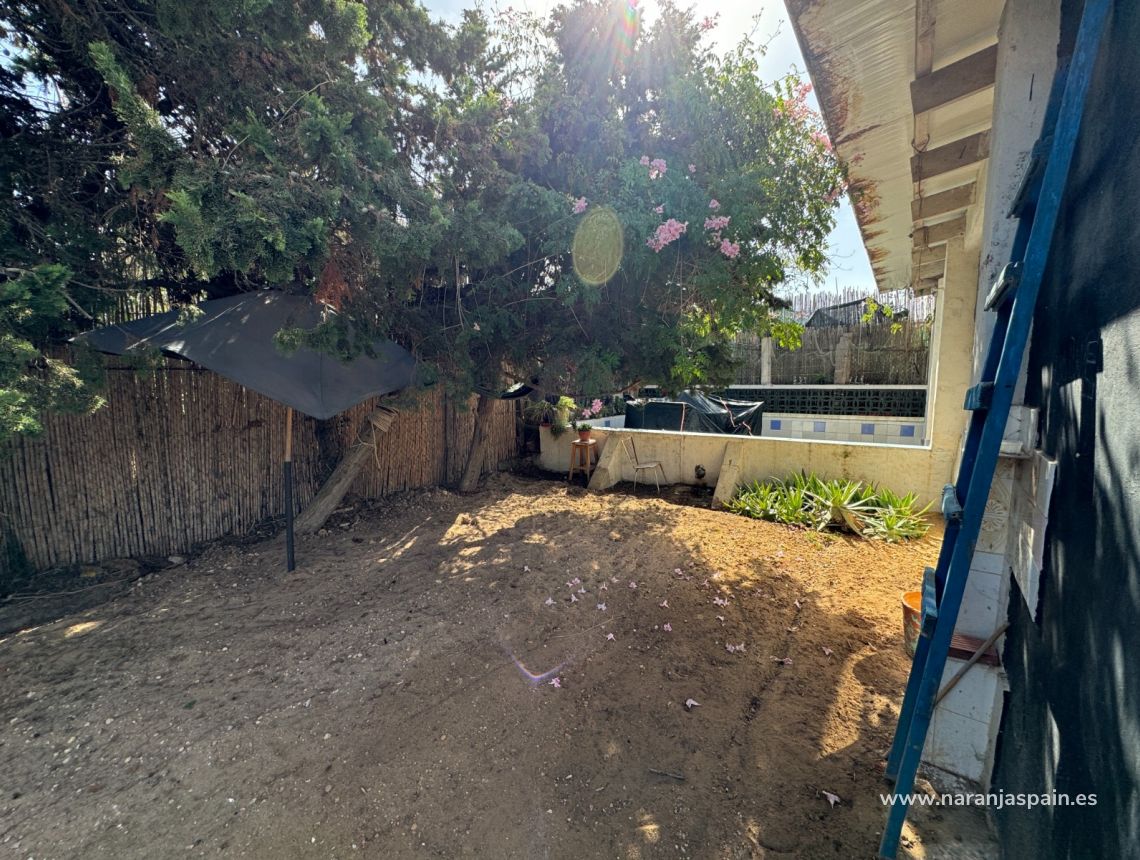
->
[0,358,517,576]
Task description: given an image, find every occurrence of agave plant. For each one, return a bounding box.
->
[861,508,931,542]
[805,478,879,533]
[729,472,932,542]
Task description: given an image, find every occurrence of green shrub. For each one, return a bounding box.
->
[727,472,932,542]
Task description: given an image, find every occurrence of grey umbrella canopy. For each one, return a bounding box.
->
[79,291,415,419]
[79,291,416,572]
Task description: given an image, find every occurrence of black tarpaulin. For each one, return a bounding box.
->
[624,390,763,435]
[78,291,416,420]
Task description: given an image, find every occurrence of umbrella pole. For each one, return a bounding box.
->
[284,407,296,572]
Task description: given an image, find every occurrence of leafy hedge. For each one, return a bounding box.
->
[726,473,932,542]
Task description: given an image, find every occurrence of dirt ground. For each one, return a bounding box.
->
[0,475,989,859]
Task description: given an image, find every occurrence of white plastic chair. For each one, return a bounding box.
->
[621,435,667,492]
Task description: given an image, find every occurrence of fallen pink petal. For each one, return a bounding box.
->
[606,633,616,641]
[549,677,562,689]
[544,597,554,606]
[684,698,700,709]
[822,791,841,808]
[628,581,637,589]
[822,647,834,657]
[597,602,607,611]
[663,623,672,632]
[570,594,578,603]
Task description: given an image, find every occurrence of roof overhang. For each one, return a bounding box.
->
[786,0,1002,292]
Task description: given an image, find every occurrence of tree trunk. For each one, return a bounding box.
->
[295,407,399,533]
[458,394,497,493]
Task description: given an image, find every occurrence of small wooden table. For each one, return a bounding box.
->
[568,438,599,482]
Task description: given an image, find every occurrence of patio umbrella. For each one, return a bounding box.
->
[78,290,416,570]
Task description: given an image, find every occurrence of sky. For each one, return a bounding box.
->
[421,0,877,294]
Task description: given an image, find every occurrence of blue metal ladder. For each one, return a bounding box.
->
[878,2,1111,856]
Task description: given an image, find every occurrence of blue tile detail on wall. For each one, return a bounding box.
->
[861,423,875,435]
[813,421,827,432]
[770,419,781,430]
[900,424,916,437]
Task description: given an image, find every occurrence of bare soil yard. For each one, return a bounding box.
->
[1,475,982,858]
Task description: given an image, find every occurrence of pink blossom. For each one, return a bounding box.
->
[775,81,817,122]
[572,197,588,214]
[719,239,740,259]
[699,15,717,31]
[708,199,720,210]
[704,215,730,231]
[810,130,832,151]
[648,157,667,180]
[647,218,688,252]
[639,155,650,166]
[654,204,664,214]
[663,623,672,632]
[591,398,604,413]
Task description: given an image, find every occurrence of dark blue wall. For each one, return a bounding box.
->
[992,1,1140,857]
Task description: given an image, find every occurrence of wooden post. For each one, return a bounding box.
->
[284,407,295,572]
[295,407,399,533]
[760,336,773,385]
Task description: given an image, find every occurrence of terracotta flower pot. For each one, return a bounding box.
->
[577,427,592,441]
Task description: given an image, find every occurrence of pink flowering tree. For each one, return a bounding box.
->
[524,2,845,390]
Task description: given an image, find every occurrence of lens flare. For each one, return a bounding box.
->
[507,651,566,687]
[618,0,639,61]
[572,206,623,285]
